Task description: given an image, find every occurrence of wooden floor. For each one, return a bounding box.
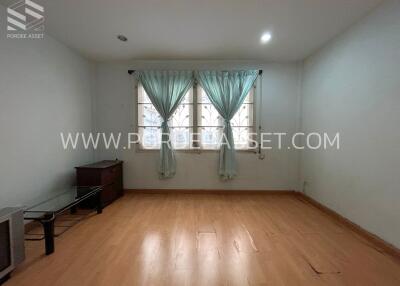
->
[6,192,400,286]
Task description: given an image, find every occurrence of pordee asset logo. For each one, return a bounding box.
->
[7,0,44,39]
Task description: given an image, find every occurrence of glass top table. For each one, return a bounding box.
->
[24,186,102,219]
[24,186,103,255]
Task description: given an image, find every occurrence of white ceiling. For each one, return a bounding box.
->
[1,0,383,61]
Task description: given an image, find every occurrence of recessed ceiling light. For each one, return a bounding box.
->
[260,32,272,44]
[117,35,128,42]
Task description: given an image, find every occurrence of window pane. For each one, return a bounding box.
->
[197,87,211,103]
[139,127,161,149]
[138,83,193,150]
[199,127,223,149]
[231,103,253,127]
[138,85,152,103]
[198,104,222,127]
[138,84,255,150]
[232,127,253,149]
[138,103,162,126]
[138,127,193,150]
[197,86,254,149]
[169,103,192,127]
[243,88,254,103]
[180,88,193,103]
[171,127,192,149]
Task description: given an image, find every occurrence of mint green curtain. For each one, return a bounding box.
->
[195,70,258,180]
[138,70,194,178]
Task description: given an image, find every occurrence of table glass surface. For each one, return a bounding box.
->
[24,186,101,218]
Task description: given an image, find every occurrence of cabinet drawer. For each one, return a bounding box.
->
[76,160,123,208]
[101,167,118,185]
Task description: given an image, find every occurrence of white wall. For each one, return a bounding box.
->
[301,0,400,247]
[0,6,95,208]
[94,61,301,190]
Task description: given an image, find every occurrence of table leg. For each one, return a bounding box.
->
[96,190,103,214]
[41,216,55,255]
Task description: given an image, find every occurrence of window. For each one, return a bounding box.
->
[137,83,254,150]
[137,84,193,150]
[197,86,254,150]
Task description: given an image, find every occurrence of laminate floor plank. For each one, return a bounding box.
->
[6,192,400,286]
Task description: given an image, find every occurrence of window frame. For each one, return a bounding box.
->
[134,81,257,153]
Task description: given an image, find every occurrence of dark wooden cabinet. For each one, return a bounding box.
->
[75,160,123,207]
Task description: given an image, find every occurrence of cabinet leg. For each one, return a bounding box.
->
[42,217,55,255]
[96,190,103,214]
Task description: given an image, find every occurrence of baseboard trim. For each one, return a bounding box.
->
[125,189,297,195]
[297,192,400,262]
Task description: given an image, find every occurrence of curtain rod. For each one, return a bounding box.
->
[128,70,263,75]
